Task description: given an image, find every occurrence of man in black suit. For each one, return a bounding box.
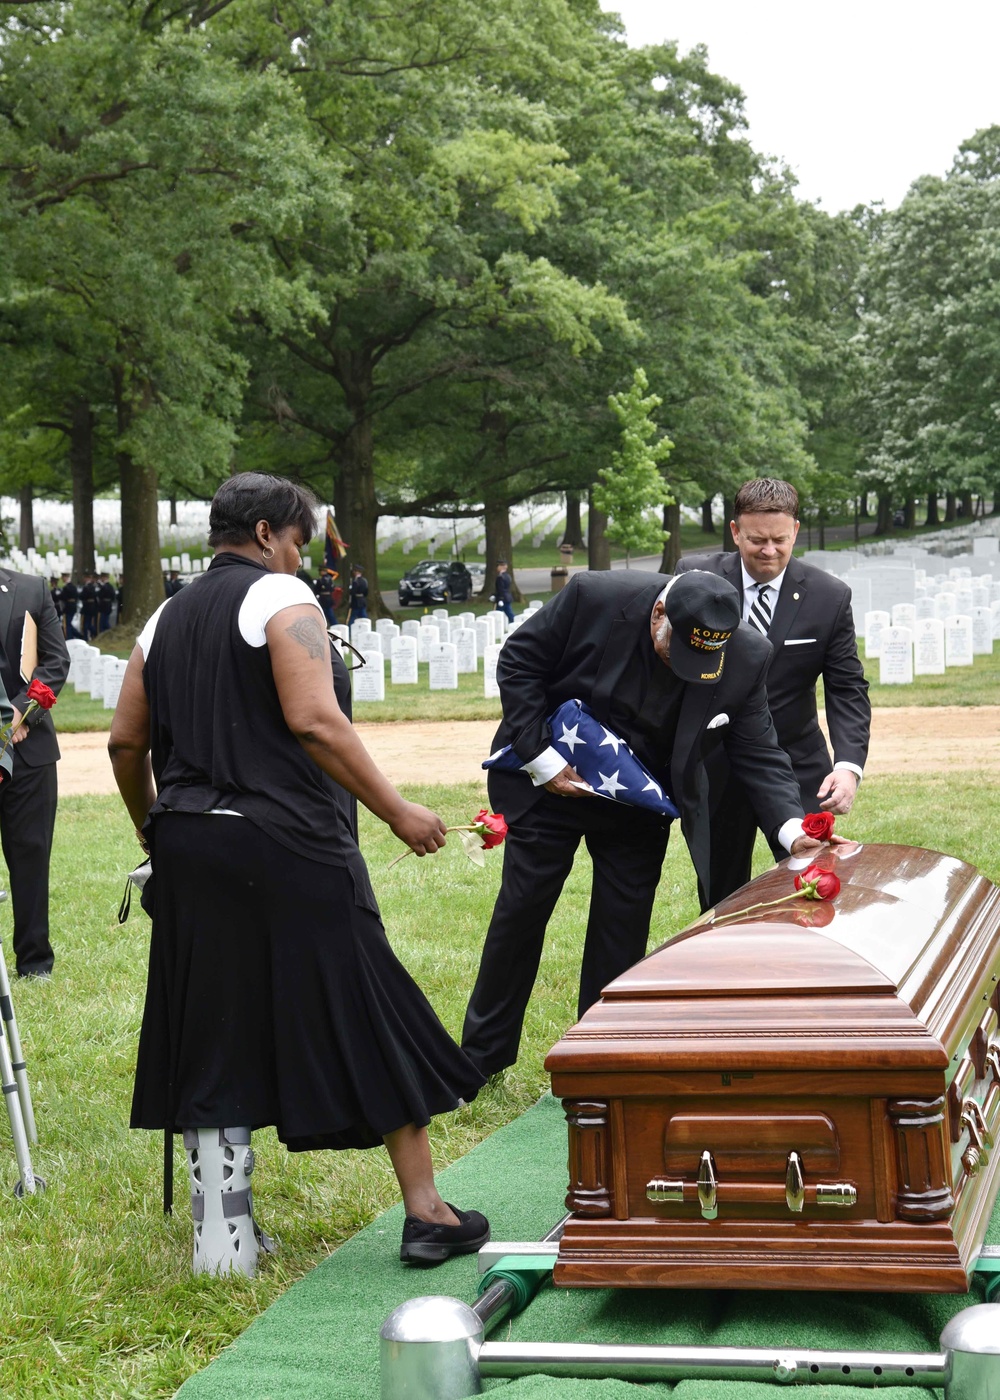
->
[460,568,831,1078]
[0,568,70,976]
[676,478,870,906]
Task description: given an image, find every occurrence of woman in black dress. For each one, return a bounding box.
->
[109,474,487,1276]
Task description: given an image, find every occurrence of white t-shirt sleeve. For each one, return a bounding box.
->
[238,574,324,647]
[136,600,169,659]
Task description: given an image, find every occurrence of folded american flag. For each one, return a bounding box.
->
[483,698,679,819]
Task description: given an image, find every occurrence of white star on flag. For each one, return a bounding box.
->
[599,727,622,755]
[597,769,628,797]
[558,722,584,754]
[642,777,663,800]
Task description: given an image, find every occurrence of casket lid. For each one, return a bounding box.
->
[606,843,991,1003]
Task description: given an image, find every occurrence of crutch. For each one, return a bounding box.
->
[0,910,37,1143]
[0,1000,38,1195]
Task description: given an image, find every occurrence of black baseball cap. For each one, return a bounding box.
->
[664,571,740,684]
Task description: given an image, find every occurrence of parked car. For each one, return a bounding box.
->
[397,559,474,605]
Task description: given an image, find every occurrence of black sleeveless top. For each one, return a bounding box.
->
[143,552,361,869]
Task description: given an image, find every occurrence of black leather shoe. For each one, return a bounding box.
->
[399,1204,490,1265]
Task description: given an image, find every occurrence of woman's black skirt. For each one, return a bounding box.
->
[131,813,483,1150]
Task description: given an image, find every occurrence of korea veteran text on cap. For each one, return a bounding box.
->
[664,571,740,684]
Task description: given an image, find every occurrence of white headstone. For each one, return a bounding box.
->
[973,586,992,610]
[891,603,916,631]
[488,609,508,637]
[879,626,913,685]
[85,646,104,698]
[455,627,477,674]
[915,597,937,621]
[350,618,372,644]
[914,617,945,675]
[972,606,993,655]
[428,642,458,690]
[352,650,386,701]
[390,635,418,684]
[864,610,890,658]
[436,617,452,643]
[483,642,502,699]
[66,638,90,686]
[475,617,494,657]
[375,618,396,639]
[417,624,440,662]
[329,623,349,643]
[103,658,128,709]
[432,608,449,621]
[934,592,956,621]
[361,631,383,653]
[992,601,1000,640]
[528,600,544,611]
[456,612,475,632]
[401,619,421,641]
[380,620,400,645]
[974,537,1000,556]
[945,614,974,667]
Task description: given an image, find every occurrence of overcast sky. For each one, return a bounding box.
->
[601,0,1000,213]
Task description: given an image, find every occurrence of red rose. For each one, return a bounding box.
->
[794,864,841,900]
[26,678,57,710]
[473,809,507,849]
[802,811,835,840]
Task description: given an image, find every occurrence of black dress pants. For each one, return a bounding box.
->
[461,793,671,1076]
[702,744,830,908]
[0,753,58,974]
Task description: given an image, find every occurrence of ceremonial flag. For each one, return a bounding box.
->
[324,511,348,571]
[483,698,679,819]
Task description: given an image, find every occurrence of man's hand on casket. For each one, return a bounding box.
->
[814,768,859,815]
[544,764,594,798]
[790,831,853,858]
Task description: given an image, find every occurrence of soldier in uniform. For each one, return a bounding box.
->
[98,573,117,632]
[80,572,99,641]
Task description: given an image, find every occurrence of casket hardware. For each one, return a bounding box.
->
[645,1179,684,1203]
[785,1151,805,1213]
[697,1150,717,1219]
[814,1182,858,1207]
[961,1102,992,1158]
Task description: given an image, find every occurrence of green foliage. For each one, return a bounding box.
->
[593,368,672,558]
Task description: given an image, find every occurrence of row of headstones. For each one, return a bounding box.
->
[867,607,997,658]
[868,617,987,685]
[341,604,543,700]
[65,639,128,708]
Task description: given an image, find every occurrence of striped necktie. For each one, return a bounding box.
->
[748,582,773,636]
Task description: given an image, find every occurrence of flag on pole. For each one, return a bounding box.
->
[483,698,679,819]
[324,511,349,572]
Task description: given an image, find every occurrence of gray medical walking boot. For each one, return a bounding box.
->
[182,1127,274,1277]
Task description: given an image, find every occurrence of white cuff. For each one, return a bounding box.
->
[834,761,863,781]
[778,818,805,854]
[522,745,569,786]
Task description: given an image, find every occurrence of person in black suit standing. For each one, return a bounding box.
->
[0,567,70,976]
[98,573,116,632]
[460,568,835,1078]
[80,572,99,641]
[60,573,80,639]
[676,478,870,906]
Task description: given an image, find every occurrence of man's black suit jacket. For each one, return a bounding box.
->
[0,568,70,768]
[487,571,804,902]
[675,553,870,785]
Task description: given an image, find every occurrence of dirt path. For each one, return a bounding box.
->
[56,706,1000,795]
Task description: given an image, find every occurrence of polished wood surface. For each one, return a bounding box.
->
[547,843,1000,1292]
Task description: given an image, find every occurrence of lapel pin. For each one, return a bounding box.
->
[1,586,8,593]
[793,592,799,600]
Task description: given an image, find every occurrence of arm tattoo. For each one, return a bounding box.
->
[285,615,328,660]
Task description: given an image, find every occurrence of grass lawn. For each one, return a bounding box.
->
[0,772,998,1396]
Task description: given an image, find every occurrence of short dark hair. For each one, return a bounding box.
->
[733,478,799,521]
[208,472,319,548]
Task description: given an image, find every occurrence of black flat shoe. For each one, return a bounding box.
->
[400,1204,490,1265]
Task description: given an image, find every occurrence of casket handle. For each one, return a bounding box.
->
[697,1150,718,1220]
[961,1102,992,1159]
[785,1151,805,1213]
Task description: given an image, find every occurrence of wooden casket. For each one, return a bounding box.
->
[545,843,1000,1292]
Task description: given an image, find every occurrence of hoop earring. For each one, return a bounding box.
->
[261,545,275,561]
